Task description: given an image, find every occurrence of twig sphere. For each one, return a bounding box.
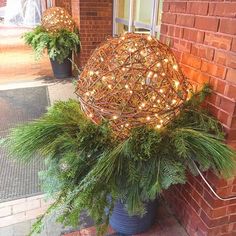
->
[76,33,190,138]
[41,7,74,32]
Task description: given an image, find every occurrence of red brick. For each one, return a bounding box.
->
[204,33,232,50]
[183,29,204,43]
[208,93,221,107]
[226,69,236,83]
[211,207,227,218]
[162,2,169,12]
[167,26,183,38]
[160,24,168,35]
[220,19,236,35]
[227,204,236,215]
[201,61,226,79]
[172,38,191,53]
[195,16,219,32]
[187,2,209,16]
[232,39,236,53]
[210,78,226,95]
[191,44,214,61]
[219,97,236,114]
[176,14,195,27]
[182,65,209,84]
[162,13,176,24]
[209,3,236,17]
[226,85,236,100]
[214,51,236,69]
[169,2,187,13]
[182,53,202,69]
[200,210,229,228]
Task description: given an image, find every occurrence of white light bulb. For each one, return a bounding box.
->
[174,81,180,87]
[173,64,178,70]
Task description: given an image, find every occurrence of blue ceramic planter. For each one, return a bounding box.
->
[109,200,157,235]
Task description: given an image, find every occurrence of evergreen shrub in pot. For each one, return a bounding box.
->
[3,33,236,235]
[23,7,80,79]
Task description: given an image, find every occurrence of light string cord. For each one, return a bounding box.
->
[190,158,236,201]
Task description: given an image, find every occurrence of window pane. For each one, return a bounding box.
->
[134,0,153,24]
[116,23,128,35]
[117,0,130,20]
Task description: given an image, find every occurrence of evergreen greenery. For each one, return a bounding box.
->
[3,85,236,235]
[23,26,81,63]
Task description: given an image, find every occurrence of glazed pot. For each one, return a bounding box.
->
[109,200,157,235]
[50,53,72,79]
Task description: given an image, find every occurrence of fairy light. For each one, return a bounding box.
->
[173,64,178,70]
[76,33,190,138]
[174,80,180,87]
[42,7,75,33]
[172,99,177,104]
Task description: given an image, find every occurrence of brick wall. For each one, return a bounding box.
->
[0,0,6,7]
[71,0,113,67]
[161,1,236,235]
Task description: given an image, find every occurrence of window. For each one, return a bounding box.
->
[113,0,163,37]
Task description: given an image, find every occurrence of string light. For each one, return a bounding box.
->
[76,33,190,138]
[41,7,75,33]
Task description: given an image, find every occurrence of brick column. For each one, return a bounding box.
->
[71,0,113,67]
[161,1,236,235]
[0,0,6,7]
[55,0,72,13]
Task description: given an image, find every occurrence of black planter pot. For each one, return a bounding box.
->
[50,53,72,79]
[109,200,157,235]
